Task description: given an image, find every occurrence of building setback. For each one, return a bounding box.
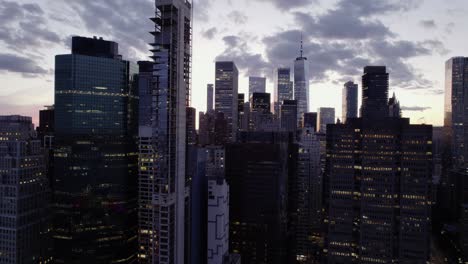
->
[342,81,358,122]
[138,1,192,263]
[54,36,138,263]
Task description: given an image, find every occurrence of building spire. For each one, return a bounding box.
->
[300,32,303,58]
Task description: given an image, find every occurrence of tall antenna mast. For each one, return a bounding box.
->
[300,32,303,58]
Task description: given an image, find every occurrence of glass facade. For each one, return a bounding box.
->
[274,68,293,115]
[342,81,358,122]
[294,58,310,123]
[53,37,138,263]
[215,61,239,142]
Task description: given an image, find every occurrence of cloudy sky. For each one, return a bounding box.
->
[0,0,466,126]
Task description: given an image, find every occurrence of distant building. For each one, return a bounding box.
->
[294,45,310,123]
[303,112,318,131]
[318,107,335,133]
[207,84,214,112]
[361,66,389,119]
[36,105,54,149]
[274,68,293,115]
[249,76,266,98]
[0,116,52,263]
[342,81,358,122]
[280,100,298,132]
[187,107,197,146]
[216,61,239,142]
[388,92,401,118]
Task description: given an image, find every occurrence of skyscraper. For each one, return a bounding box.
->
[54,36,138,263]
[207,84,214,112]
[138,1,192,263]
[249,76,266,98]
[318,107,335,133]
[324,67,432,263]
[274,68,293,115]
[187,107,197,146]
[388,92,402,118]
[294,40,310,123]
[361,66,389,119]
[342,81,358,122]
[250,92,271,113]
[215,61,239,142]
[444,57,468,167]
[0,116,52,263]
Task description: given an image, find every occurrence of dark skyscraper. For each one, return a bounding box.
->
[0,116,52,264]
[138,1,192,262]
[187,107,197,146]
[303,112,318,131]
[216,61,239,142]
[37,105,54,147]
[324,67,432,263]
[250,92,271,113]
[226,132,297,264]
[361,66,389,119]
[207,84,214,112]
[54,36,138,263]
[342,81,358,122]
[274,68,293,115]
[388,92,402,118]
[444,57,468,167]
[280,100,297,132]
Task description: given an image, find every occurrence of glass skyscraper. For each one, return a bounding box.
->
[274,68,293,115]
[248,76,266,98]
[53,36,138,263]
[294,50,309,123]
[342,81,358,122]
[215,61,239,142]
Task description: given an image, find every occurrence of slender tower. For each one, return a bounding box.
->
[294,34,310,123]
[138,1,192,263]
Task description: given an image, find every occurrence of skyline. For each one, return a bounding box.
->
[1,0,468,126]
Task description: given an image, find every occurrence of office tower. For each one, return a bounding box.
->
[216,61,239,142]
[54,36,138,263]
[226,132,297,264]
[361,66,389,119]
[388,92,401,117]
[444,57,468,167]
[138,2,192,263]
[280,100,298,132]
[249,76,266,98]
[294,41,310,123]
[250,93,276,132]
[207,84,214,112]
[36,105,55,148]
[324,67,432,263]
[274,68,293,115]
[187,107,197,146]
[0,116,52,263]
[317,107,335,133]
[207,178,230,264]
[295,126,323,262]
[199,111,229,146]
[238,94,245,113]
[342,81,358,122]
[250,92,271,113]
[303,112,318,131]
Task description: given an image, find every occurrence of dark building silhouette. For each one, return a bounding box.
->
[207,84,214,112]
[324,67,432,263]
[303,112,318,131]
[361,66,389,119]
[342,81,358,122]
[37,105,55,148]
[250,93,271,113]
[226,132,297,264]
[187,107,197,146]
[216,61,239,142]
[54,36,138,263]
[388,92,402,118]
[280,100,297,132]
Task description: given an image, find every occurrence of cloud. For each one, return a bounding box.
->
[0,0,62,51]
[445,22,455,34]
[193,0,213,21]
[401,106,431,112]
[228,11,248,24]
[419,19,436,29]
[0,53,48,76]
[201,27,218,39]
[253,0,313,10]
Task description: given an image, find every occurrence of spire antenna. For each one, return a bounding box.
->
[300,32,304,58]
